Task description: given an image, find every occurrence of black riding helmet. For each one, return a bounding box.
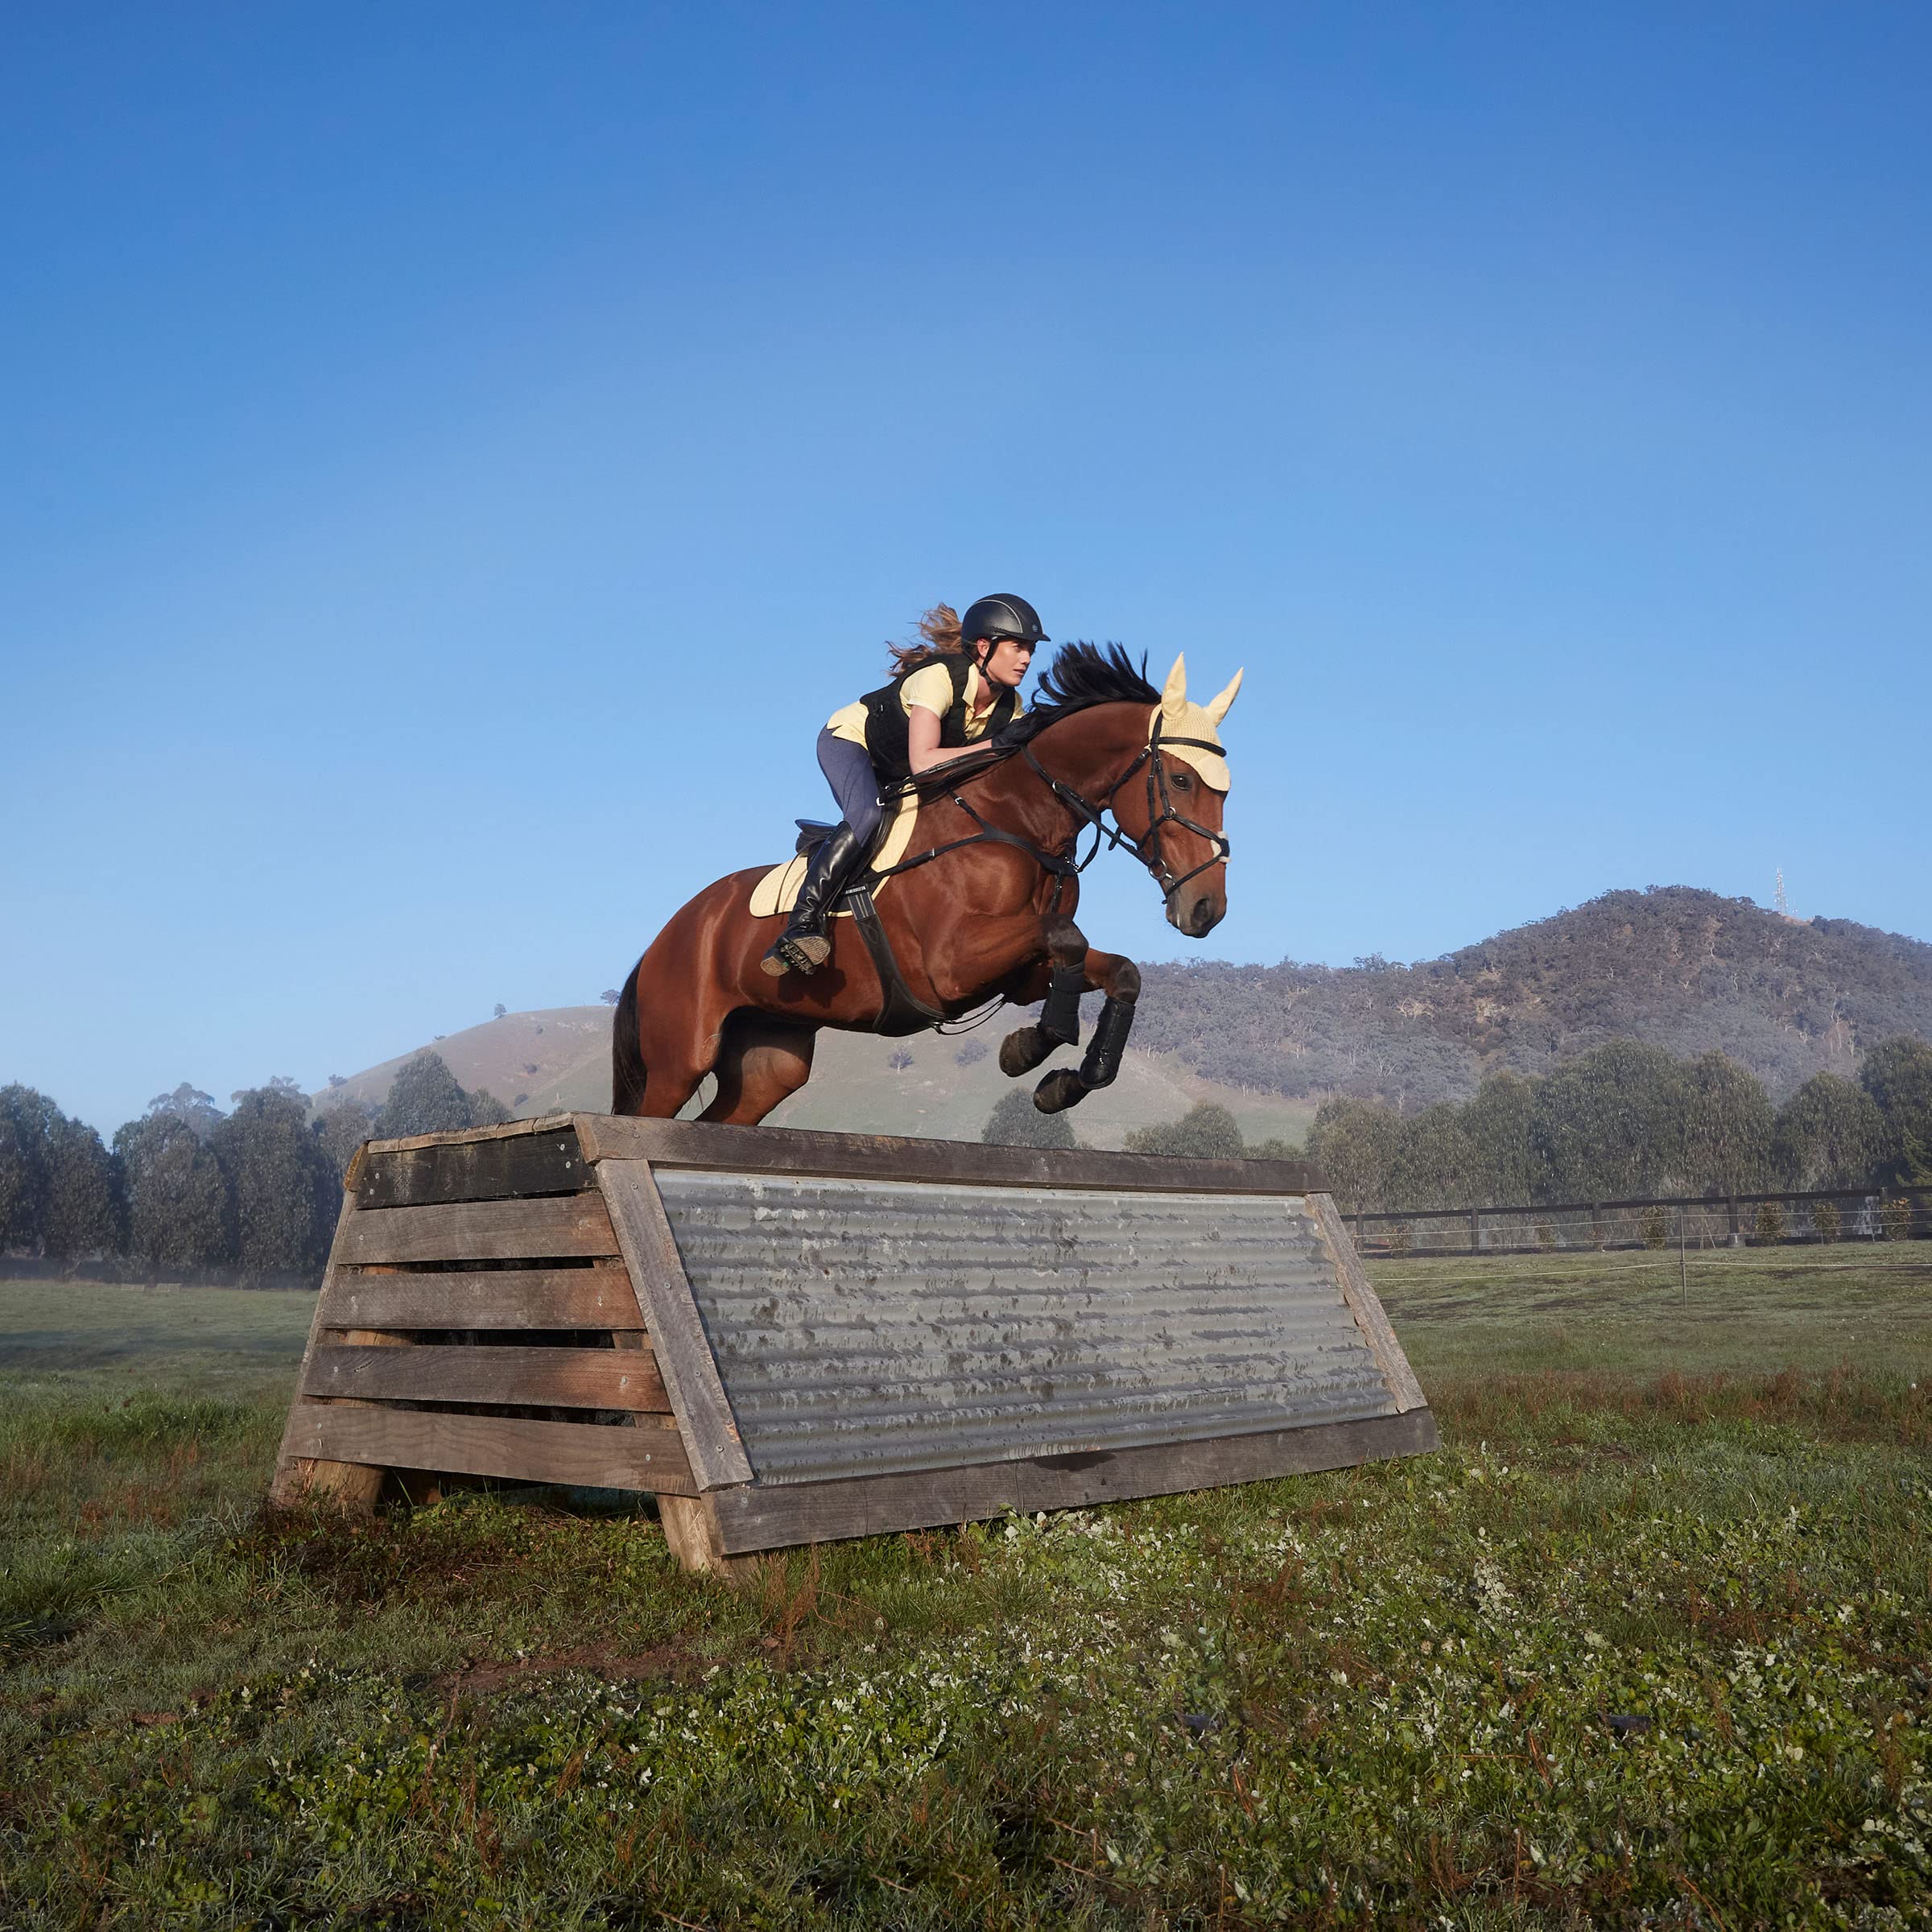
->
[960,593,1048,647]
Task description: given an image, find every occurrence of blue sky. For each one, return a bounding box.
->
[4,3,1927,1133]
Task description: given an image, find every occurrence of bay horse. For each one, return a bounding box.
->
[610,643,1242,1125]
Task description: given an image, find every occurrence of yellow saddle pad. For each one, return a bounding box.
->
[748,790,921,919]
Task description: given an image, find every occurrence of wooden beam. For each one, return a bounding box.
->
[355,1128,592,1210]
[707,1408,1439,1555]
[303,1344,669,1411]
[323,1262,643,1331]
[575,1113,1323,1196]
[1307,1192,1428,1415]
[334,1195,621,1267]
[361,1113,577,1155]
[596,1160,754,1491]
[280,1405,696,1494]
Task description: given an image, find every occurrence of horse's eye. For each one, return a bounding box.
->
[1174,772,1192,791]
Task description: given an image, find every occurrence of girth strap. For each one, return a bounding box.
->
[843,882,950,1035]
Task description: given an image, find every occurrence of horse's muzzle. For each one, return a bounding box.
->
[1168,887,1227,938]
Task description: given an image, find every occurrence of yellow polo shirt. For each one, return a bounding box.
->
[827,660,1024,749]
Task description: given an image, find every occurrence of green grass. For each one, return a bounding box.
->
[1381,1241,1932,1380]
[2,1263,1929,1927]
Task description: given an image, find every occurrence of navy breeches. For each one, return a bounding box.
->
[817,728,886,845]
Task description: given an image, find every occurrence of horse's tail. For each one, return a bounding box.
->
[610,963,647,1114]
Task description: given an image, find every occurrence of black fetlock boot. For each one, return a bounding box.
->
[762,823,866,977]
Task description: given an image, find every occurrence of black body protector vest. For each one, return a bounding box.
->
[860,653,1019,781]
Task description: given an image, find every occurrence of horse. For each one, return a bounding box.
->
[609,643,1242,1125]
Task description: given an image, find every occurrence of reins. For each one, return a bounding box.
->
[867,704,1232,907]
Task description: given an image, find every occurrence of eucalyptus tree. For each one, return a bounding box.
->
[1678,1051,1774,1196]
[1772,1074,1886,1191]
[115,1113,233,1273]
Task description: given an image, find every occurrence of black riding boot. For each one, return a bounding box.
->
[761,823,866,977]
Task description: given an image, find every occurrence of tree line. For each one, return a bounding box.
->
[0,1053,506,1283]
[982,1087,1296,1161]
[1306,1036,1932,1214]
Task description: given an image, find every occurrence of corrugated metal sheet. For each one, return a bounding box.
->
[652,1170,1395,1486]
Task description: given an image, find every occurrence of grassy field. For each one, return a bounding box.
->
[2,1252,1929,1927]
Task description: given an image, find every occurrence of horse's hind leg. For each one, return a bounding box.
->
[999,914,1089,1077]
[701,1015,818,1126]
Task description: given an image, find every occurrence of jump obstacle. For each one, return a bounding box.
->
[269,1115,1438,1572]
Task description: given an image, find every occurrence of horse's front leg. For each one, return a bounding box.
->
[995,914,1141,1114]
[1032,946,1140,1113]
[997,914,1091,1078]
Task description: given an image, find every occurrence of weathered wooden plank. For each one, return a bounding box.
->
[363,1114,577,1155]
[281,1404,696,1494]
[324,1264,642,1331]
[303,1344,670,1411]
[574,1114,1323,1196]
[333,1195,620,1266]
[1307,1191,1428,1415]
[356,1127,592,1210]
[596,1160,754,1491]
[707,1408,1439,1555]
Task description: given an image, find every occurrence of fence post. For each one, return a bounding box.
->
[1591,1203,1604,1250]
[1727,1195,1742,1249]
[1468,1206,1480,1254]
[1353,1211,1364,1251]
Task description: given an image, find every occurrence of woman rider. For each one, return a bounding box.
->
[760,593,1047,977]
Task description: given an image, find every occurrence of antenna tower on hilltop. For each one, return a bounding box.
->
[1775,866,1789,916]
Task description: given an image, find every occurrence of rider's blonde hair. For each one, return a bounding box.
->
[885,603,965,675]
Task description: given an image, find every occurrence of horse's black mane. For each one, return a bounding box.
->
[1031,641,1158,710]
[890,641,1157,796]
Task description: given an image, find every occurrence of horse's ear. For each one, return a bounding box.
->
[1161,654,1188,720]
[1203,667,1244,727]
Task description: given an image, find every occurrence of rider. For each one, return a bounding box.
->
[760,593,1048,978]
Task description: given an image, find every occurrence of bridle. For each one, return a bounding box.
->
[1023,713,1232,903]
[874,707,1231,909]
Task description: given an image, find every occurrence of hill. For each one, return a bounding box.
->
[316,888,1932,1135]
[316,1007,1316,1151]
[1132,886,1932,1108]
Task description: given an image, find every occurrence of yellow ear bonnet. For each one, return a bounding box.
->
[1148,655,1242,791]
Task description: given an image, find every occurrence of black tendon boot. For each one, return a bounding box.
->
[761,823,866,976]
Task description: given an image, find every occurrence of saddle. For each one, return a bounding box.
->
[745,790,920,920]
[744,791,943,1034]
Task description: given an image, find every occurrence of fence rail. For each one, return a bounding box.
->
[1348,1186,1932,1258]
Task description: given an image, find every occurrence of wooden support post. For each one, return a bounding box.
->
[658,1494,758,1580]
[1728,1195,1743,1248]
[1468,1206,1481,1254]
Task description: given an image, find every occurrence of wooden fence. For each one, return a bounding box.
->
[1348,1185,1932,1258]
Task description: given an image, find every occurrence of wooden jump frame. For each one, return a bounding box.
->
[270,1115,1437,1572]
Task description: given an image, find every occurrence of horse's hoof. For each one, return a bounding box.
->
[1033,1068,1088,1113]
[999,1026,1054,1078]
